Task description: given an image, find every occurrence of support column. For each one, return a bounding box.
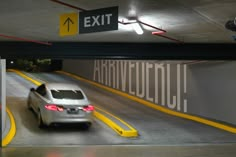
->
[0,59,6,147]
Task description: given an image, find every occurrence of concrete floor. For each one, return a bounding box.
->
[3,71,236,156]
[5,71,236,146]
[2,144,236,157]
[4,71,236,153]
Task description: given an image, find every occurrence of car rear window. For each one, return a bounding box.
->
[51,90,84,99]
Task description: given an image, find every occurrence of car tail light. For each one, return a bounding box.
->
[45,104,64,112]
[57,106,64,112]
[83,105,94,112]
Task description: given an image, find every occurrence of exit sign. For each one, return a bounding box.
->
[79,6,118,34]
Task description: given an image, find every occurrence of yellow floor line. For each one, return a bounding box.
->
[95,106,138,137]
[9,69,138,137]
[7,69,41,86]
[56,70,236,134]
[2,107,16,147]
[95,106,136,131]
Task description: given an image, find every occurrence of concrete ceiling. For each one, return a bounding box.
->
[0,0,235,43]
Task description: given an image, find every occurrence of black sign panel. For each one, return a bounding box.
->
[79,6,118,34]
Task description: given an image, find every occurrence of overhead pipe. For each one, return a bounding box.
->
[50,0,183,43]
[50,0,86,11]
[137,20,166,33]
[152,33,184,43]
[119,20,183,43]
[0,34,52,46]
[152,31,165,35]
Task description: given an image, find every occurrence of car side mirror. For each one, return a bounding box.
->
[30,88,35,92]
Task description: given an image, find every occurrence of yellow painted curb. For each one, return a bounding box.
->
[9,69,138,137]
[8,69,42,86]
[57,70,236,134]
[2,107,16,147]
[95,106,138,137]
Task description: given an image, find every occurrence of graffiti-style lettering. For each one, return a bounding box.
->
[93,60,188,112]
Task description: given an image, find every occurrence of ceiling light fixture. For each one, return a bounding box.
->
[131,22,143,35]
[125,18,144,35]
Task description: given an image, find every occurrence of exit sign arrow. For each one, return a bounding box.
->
[59,12,78,36]
[63,17,74,32]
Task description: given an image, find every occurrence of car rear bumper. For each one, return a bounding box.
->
[41,110,94,125]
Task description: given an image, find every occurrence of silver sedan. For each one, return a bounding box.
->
[27,82,94,128]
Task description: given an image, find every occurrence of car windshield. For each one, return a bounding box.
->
[51,90,84,100]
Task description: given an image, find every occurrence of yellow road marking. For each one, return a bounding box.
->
[95,106,138,137]
[9,69,138,137]
[2,107,16,147]
[8,69,42,86]
[57,70,236,134]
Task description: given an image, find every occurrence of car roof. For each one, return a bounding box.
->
[44,82,82,91]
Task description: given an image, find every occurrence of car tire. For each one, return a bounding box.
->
[38,111,45,128]
[83,122,92,130]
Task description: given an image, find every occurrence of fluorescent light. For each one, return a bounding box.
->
[131,23,143,35]
[128,19,137,23]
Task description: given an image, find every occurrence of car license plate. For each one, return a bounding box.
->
[67,108,79,114]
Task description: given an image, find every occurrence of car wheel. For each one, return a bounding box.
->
[38,111,45,128]
[83,122,92,130]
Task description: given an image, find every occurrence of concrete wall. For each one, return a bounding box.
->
[187,61,236,124]
[63,59,236,125]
